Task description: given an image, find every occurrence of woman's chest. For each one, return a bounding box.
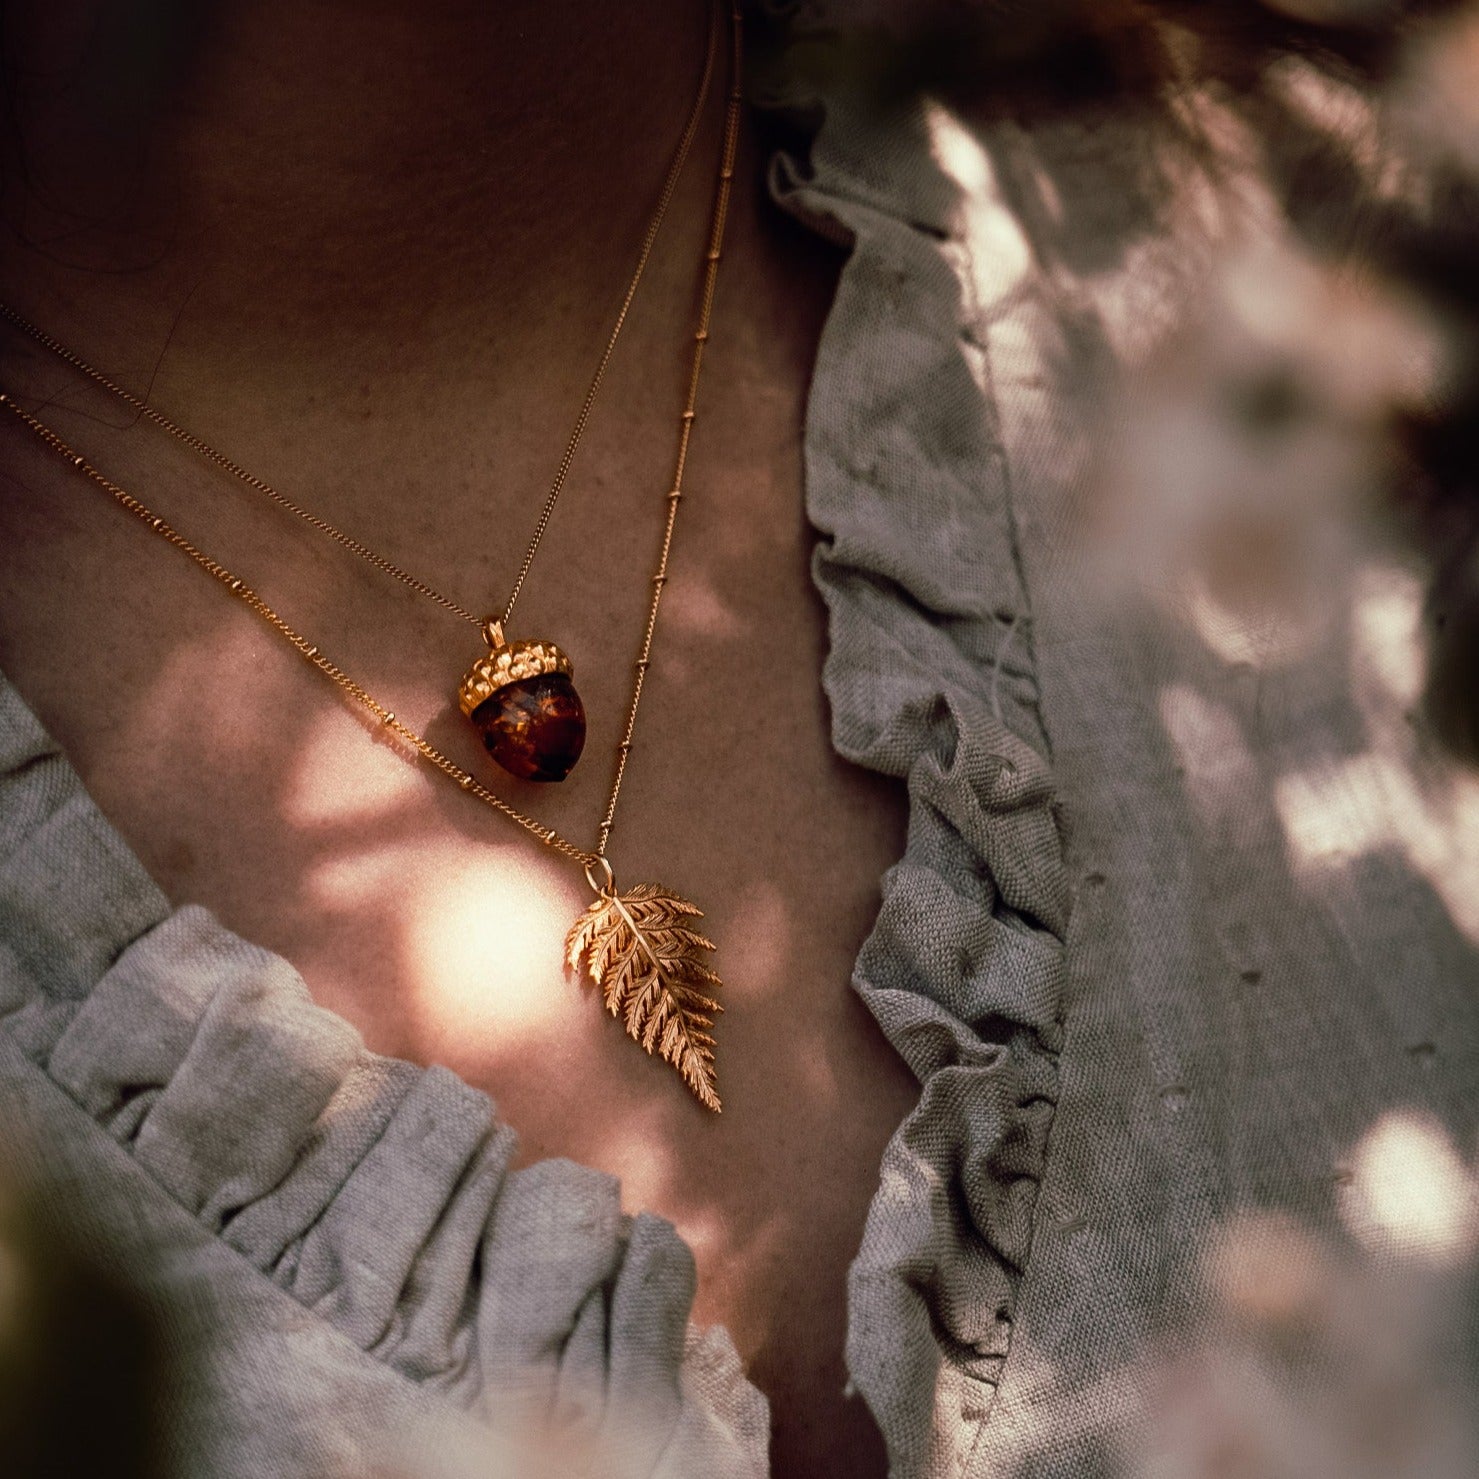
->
[0,205,919,1473]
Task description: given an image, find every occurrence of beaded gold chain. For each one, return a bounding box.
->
[0,0,745,1112]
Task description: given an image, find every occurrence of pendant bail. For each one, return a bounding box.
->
[583,855,615,897]
[481,616,505,649]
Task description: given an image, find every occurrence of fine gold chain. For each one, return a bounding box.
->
[0,0,721,636]
[0,0,743,873]
[601,5,744,856]
[501,0,723,634]
[0,393,589,863]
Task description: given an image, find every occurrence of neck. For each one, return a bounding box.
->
[1,0,716,353]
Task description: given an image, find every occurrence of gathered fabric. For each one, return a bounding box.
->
[760,45,1068,1474]
[0,673,768,1479]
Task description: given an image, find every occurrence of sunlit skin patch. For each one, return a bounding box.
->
[682,1202,787,1347]
[663,568,744,641]
[126,623,306,784]
[283,704,433,828]
[722,880,791,1001]
[306,842,581,1044]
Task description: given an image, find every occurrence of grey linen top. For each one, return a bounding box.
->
[4,7,1479,1479]
[759,6,1479,1476]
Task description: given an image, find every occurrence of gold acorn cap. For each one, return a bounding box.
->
[458,628,574,718]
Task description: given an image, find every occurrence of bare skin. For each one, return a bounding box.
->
[0,2,918,1473]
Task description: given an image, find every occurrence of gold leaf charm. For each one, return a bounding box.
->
[565,867,723,1112]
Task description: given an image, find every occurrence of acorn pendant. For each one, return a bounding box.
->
[458,619,586,782]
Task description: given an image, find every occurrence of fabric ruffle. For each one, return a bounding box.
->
[758,11,1069,1473]
[0,672,767,1478]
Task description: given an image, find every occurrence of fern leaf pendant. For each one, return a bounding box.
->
[565,869,723,1112]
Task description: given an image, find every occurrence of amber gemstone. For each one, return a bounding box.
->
[470,673,586,782]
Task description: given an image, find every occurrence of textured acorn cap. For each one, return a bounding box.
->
[458,638,574,717]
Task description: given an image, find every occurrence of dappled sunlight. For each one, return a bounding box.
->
[960,1193,1479,1474]
[1308,560,1479,938]
[574,1099,682,1211]
[401,850,581,1043]
[1274,747,1479,940]
[122,621,299,781]
[305,837,581,1047]
[663,567,745,642]
[1339,1110,1479,1267]
[1268,55,1386,180]
[923,97,1032,308]
[924,97,991,197]
[1276,751,1416,861]
[1157,546,1479,941]
[722,878,792,1002]
[1157,682,1264,840]
[1205,1209,1331,1328]
[281,703,430,828]
[7,10,1470,1475]
[1097,230,1440,670]
[1181,570,1334,668]
[1352,562,1427,710]
[676,1195,787,1344]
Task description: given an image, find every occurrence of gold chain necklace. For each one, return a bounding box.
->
[0,0,724,789]
[0,0,744,1112]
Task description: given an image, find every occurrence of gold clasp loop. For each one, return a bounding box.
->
[583,855,615,897]
[481,616,506,650]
